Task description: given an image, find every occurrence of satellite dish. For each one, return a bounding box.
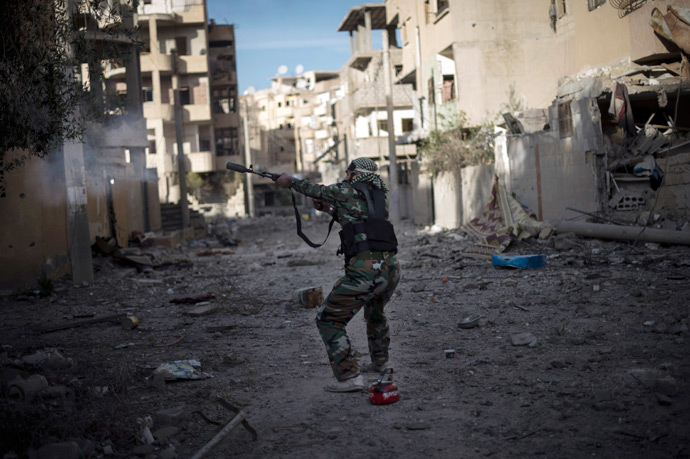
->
[295,79,308,89]
[243,86,255,95]
[277,65,288,75]
[295,64,304,75]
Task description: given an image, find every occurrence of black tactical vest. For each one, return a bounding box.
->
[338,182,398,259]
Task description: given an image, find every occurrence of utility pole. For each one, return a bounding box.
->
[171,49,189,228]
[242,99,255,217]
[62,0,93,285]
[382,27,400,223]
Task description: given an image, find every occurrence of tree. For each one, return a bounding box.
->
[417,111,495,176]
[0,0,139,171]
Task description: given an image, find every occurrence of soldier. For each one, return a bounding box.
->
[276,158,401,392]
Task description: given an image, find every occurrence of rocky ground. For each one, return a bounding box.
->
[1,215,689,459]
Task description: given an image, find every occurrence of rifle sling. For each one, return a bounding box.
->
[290,189,335,248]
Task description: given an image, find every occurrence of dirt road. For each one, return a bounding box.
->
[1,216,689,458]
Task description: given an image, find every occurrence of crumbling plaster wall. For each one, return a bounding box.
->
[0,152,70,289]
[497,97,604,223]
[657,149,690,222]
[433,163,495,229]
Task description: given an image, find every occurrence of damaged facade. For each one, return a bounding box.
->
[495,1,690,231]
[0,0,156,288]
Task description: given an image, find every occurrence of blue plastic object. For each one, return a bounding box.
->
[492,254,546,269]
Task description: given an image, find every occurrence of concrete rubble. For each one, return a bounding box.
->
[0,215,688,458]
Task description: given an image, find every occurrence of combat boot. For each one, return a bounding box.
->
[325,375,365,392]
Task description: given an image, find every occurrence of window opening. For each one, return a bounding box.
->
[558,102,573,138]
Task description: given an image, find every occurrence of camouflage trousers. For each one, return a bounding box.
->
[316,251,400,381]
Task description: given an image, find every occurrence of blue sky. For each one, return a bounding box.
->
[207,0,383,94]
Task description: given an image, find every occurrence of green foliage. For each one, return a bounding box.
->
[0,0,139,171]
[417,111,496,176]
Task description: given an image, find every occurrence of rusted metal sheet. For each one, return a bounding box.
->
[650,7,690,54]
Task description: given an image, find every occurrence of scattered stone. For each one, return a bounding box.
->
[155,406,190,426]
[411,283,427,293]
[405,422,431,430]
[656,393,673,406]
[511,333,537,346]
[132,444,155,456]
[655,376,680,397]
[159,446,177,459]
[550,358,567,369]
[37,442,80,459]
[102,445,114,455]
[187,304,219,316]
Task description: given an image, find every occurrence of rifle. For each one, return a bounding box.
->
[225,161,334,248]
[225,161,280,182]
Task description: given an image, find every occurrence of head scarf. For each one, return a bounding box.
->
[347,157,388,192]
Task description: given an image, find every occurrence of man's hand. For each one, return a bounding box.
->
[313,199,334,215]
[276,173,296,188]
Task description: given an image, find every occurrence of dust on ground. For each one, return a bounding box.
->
[1,215,689,458]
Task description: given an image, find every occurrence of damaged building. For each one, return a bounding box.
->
[495,1,690,235]
[0,0,156,288]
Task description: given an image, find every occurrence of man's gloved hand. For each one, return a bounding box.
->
[276,173,296,188]
[313,199,334,215]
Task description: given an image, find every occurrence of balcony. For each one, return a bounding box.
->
[187,151,214,173]
[177,55,208,74]
[183,104,211,122]
[351,83,415,114]
[141,53,173,73]
[144,103,175,121]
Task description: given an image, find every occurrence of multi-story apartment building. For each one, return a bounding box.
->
[138,0,212,205]
[137,0,242,217]
[384,0,690,226]
[335,3,428,222]
[293,71,341,177]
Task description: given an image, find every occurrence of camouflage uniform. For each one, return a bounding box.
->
[291,178,401,381]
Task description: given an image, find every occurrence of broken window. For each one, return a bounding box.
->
[175,37,188,56]
[558,102,573,138]
[442,75,455,103]
[437,0,449,15]
[588,0,605,10]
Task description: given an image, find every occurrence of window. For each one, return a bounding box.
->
[402,118,414,132]
[588,0,605,10]
[437,0,449,15]
[427,77,435,105]
[277,102,282,108]
[148,140,156,154]
[142,88,153,102]
[558,102,573,138]
[179,87,190,105]
[377,120,389,134]
[442,75,455,103]
[216,128,239,155]
[175,37,188,56]
[200,139,211,151]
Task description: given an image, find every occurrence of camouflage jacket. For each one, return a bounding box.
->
[291,179,391,243]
